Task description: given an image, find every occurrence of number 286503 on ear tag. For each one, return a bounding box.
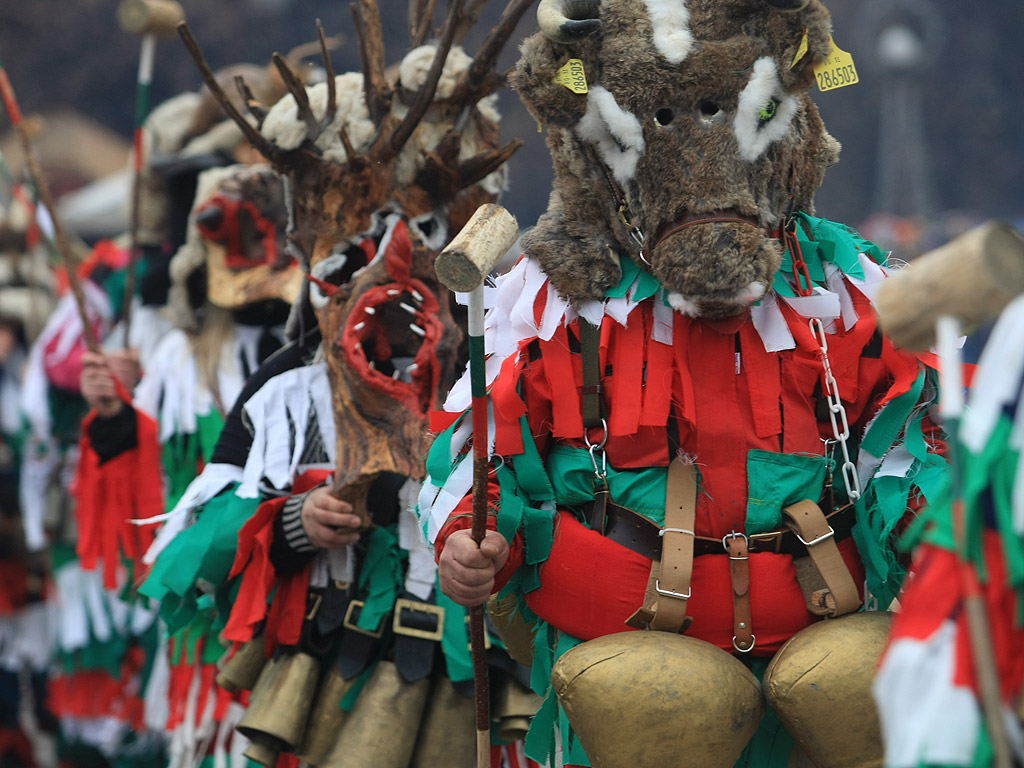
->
[554,58,589,94]
[814,37,859,92]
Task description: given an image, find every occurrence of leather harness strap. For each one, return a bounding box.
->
[579,319,604,431]
[626,457,696,634]
[724,534,754,652]
[782,499,861,617]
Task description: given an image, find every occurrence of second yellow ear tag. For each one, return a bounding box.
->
[814,36,859,91]
[554,59,589,94]
[791,29,809,69]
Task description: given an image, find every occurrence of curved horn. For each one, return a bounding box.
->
[762,0,811,10]
[537,0,601,42]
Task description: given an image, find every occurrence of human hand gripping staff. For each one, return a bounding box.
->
[435,202,520,768]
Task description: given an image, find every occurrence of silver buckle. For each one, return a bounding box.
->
[796,526,834,547]
[654,580,691,600]
[722,531,748,550]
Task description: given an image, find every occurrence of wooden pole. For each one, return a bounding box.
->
[116,0,184,346]
[934,317,1013,768]
[436,203,519,768]
[0,51,98,351]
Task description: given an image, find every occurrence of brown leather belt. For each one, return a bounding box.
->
[584,499,855,561]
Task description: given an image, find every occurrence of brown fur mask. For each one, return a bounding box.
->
[513,0,840,318]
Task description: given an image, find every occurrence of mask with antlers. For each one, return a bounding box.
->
[179,0,531,523]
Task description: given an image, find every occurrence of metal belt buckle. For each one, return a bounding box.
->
[796,525,834,547]
[392,598,446,642]
[654,580,691,600]
[722,531,749,559]
[464,615,493,651]
[343,599,386,638]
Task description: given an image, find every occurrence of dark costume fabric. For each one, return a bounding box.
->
[421,217,948,766]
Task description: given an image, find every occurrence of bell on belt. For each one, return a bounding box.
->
[216,635,268,694]
[764,611,890,768]
[236,651,319,762]
[320,660,430,768]
[410,674,475,768]
[494,670,542,743]
[295,662,355,766]
[486,592,536,666]
[552,632,764,768]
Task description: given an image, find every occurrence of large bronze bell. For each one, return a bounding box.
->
[320,660,430,768]
[295,662,355,766]
[236,651,319,763]
[410,675,475,768]
[494,671,542,743]
[764,612,890,768]
[216,635,268,694]
[552,632,764,768]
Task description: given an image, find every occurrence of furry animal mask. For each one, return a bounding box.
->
[514,0,840,318]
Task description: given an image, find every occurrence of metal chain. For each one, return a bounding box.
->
[809,318,862,501]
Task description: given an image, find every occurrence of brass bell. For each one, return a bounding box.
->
[295,662,355,766]
[410,675,475,768]
[242,737,282,767]
[236,651,319,758]
[494,671,542,743]
[553,631,764,768]
[320,660,430,768]
[216,635,268,694]
[486,593,536,666]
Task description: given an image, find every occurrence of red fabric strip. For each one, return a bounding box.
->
[739,322,782,439]
[540,325,583,439]
[607,311,645,438]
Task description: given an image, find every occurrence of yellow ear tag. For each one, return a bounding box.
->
[554,58,589,94]
[791,28,809,69]
[814,36,859,91]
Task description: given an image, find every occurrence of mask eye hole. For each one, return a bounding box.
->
[757,98,779,126]
[655,108,675,126]
[699,100,722,118]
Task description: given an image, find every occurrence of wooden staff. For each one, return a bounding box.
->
[436,203,519,768]
[116,0,185,345]
[0,49,98,351]
[876,222,1024,768]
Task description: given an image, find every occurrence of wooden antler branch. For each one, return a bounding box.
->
[409,0,438,48]
[272,52,320,142]
[317,19,338,131]
[352,0,390,124]
[388,0,466,156]
[457,139,523,187]
[452,0,488,45]
[450,0,534,106]
[234,75,267,125]
[177,22,280,160]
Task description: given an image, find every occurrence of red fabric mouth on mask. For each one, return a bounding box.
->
[338,277,444,416]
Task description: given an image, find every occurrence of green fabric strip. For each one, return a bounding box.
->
[355,525,403,633]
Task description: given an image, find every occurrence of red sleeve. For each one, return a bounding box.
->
[433,483,525,594]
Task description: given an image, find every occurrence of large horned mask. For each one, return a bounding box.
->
[515,0,840,318]
[176,2,530,524]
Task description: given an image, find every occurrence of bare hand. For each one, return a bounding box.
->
[80,351,125,418]
[107,348,141,393]
[301,486,363,549]
[438,528,510,607]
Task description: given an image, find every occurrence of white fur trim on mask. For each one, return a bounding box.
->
[733,57,799,162]
[666,291,700,317]
[734,281,767,303]
[310,251,349,310]
[576,86,646,186]
[642,0,693,64]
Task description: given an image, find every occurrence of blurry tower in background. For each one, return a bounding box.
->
[858,0,945,218]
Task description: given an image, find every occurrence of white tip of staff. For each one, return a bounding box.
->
[936,314,964,418]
